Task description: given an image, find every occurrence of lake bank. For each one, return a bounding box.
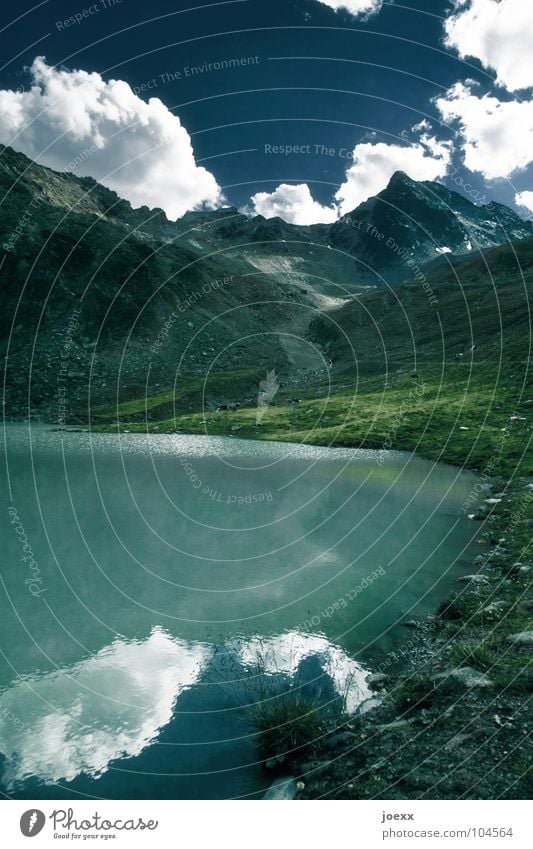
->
[286,472,533,800]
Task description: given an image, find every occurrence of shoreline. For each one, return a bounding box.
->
[290,472,532,799]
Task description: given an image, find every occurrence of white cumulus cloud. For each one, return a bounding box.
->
[313,0,383,16]
[515,191,533,213]
[249,135,453,224]
[250,183,339,224]
[444,0,533,92]
[435,82,533,179]
[0,57,222,220]
[0,629,212,787]
[335,136,452,214]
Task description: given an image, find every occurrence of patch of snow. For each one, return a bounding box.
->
[244,255,304,273]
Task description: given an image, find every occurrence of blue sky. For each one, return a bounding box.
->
[0,0,531,223]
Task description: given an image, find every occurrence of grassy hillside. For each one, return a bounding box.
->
[93,236,533,477]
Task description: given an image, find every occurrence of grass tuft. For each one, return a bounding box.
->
[249,691,325,761]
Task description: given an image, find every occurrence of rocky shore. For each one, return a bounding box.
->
[274,476,532,800]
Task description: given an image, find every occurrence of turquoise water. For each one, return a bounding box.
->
[0,424,480,799]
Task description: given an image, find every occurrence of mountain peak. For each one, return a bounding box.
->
[387,170,416,187]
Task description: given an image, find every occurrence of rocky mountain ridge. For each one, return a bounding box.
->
[1,144,531,421]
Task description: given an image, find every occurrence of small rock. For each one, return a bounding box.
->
[457,574,489,584]
[296,781,306,792]
[435,666,493,689]
[298,759,333,774]
[367,673,388,690]
[445,732,474,752]
[506,631,533,645]
[322,731,356,750]
[367,672,388,684]
[265,754,286,769]
[376,719,412,731]
[483,601,507,615]
[357,696,381,715]
[263,777,297,800]
[404,771,438,790]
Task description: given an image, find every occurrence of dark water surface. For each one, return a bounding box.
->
[0,424,481,799]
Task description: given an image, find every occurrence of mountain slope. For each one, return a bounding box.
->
[327,171,533,283]
[168,171,533,293]
[311,233,533,376]
[0,146,326,419]
[1,144,531,422]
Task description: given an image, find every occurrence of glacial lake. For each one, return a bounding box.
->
[0,424,482,799]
